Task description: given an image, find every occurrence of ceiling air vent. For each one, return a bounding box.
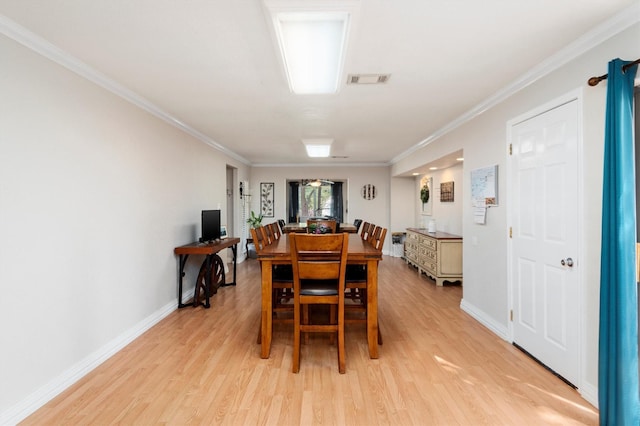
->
[347,74,390,85]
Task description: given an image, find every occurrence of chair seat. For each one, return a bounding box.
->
[300,279,339,296]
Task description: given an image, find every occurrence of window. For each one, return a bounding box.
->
[301,183,333,219]
[287,180,345,223]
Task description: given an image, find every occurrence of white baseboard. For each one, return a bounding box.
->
[0,300,178,426]
[459,298,510,341]
[578,381,599,409]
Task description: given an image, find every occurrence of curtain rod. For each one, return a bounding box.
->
[588,58,640,86]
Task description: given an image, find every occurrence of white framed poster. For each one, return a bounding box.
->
[471,165,498,207]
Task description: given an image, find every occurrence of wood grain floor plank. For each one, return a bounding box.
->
[21,256,598,425]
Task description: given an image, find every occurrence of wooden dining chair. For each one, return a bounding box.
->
[306,219,337,234]
[369,226,387,251]
[252,226,294,344]
[360,221,370,239]
[364,223,377,242]
[267,222,281,241]
[346,221,374,304]
[344,227,387,345]
[290,232,349,373]
[353,219,363,233]
[268,221,293,302]
[250,226,268,252]
[263,223,275,244]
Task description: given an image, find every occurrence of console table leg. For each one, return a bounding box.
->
[177,254,189,308]
[231,244,238,286]
[203,255,212,308]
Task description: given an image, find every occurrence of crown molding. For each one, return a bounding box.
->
[391,2,640,164]
[2,2,637,170]
[0,14,251,166]
[252,161,390,168]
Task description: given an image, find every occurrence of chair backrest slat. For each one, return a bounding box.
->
[360,221,370,239]
[250,226,270,253]
[306,219,337,234]
[267,222,281,240]
[290,233,348,283]
[369,226,387,251]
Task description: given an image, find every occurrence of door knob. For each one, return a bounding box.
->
[561,258,574,267]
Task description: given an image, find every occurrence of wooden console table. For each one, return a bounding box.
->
[174,238,240,308]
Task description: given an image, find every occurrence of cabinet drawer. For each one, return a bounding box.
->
[425,249,437,261]
[424,261,437,275]
[422,238,437,250]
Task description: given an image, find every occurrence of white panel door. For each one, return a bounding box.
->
[510,99,579,386]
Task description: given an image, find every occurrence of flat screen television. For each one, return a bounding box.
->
[200,209,221,242]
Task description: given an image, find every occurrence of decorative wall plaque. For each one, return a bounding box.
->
[361,184,376,200]
[440,181,454,202]
[260,182,274,217]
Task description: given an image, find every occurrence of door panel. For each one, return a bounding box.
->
[511,99,579,386]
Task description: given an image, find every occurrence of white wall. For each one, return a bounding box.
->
[391,23,640,404]
[413,163,463,235]
[0,35,249,423]
[390,176,415,234]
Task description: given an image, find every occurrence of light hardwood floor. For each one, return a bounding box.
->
[22,256,598,425]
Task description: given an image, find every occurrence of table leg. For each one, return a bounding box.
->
[199,255,211,308]
[367,259,379,359]
[221,244,238,287]
[232,244,237,285]
[261,259,273,358]
[177,254,190,309]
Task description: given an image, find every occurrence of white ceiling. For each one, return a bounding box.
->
[0,0,636,168]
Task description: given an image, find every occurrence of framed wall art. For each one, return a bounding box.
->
[260,182,274,217]
[440,181,454,202]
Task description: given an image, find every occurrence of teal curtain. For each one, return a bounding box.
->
[599,58,639,425]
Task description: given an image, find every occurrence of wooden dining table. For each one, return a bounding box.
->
[257,233,383,359]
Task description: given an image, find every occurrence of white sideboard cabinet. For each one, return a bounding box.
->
[404,228,462,286]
